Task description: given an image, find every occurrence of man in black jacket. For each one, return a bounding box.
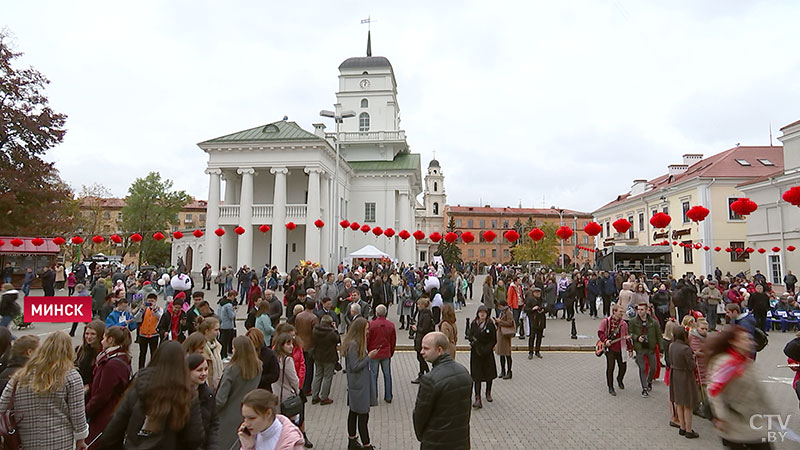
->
[413,332,471,450]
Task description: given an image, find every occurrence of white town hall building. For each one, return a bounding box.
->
[174,45,446,274]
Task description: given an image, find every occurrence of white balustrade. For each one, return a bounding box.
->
[285,204,307,219]
[252,204,274,219]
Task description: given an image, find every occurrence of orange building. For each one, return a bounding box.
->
[443,205,595,267]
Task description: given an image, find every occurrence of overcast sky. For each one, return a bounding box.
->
[5,1,800,213]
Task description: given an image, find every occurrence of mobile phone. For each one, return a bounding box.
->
[241,425,251,436]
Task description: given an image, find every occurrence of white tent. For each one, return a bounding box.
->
[347,245,391,260]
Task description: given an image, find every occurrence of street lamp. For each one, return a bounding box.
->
[551,206,565,269]
[320,108,356,269]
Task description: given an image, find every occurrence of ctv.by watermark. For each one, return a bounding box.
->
[750,414,796,443]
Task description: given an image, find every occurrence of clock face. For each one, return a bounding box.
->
[360,79,370,89]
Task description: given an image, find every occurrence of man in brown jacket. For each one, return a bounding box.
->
[294,299,319,395]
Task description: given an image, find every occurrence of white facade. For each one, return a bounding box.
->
[414,159,447,264]
[174,53,422,275]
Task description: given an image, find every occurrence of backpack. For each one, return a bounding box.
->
[753,327,768,352]
[267,277,278,290]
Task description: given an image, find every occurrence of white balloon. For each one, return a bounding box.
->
[162,273,170,281]
[157,278,166,286]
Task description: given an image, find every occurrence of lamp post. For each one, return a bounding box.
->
[551,206,565,269]
[320,108,355,269]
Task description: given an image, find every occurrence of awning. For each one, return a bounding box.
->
[606,245,672,255]
[0,237,61,254]
[347,245,391,260]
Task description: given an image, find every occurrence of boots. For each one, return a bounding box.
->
[485,390,493,402]
[303,432,313,448]
[472,394,483,409]
[502,370,512,380]
[348,437,363,449]
[499,368,506,379]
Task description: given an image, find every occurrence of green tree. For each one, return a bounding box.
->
[511,221,560,266]
[437,216,462,266]
[120,172,191,266]
[0,31,75,235]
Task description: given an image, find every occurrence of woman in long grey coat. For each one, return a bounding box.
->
[343,317,379,450]
[215,336,263,449]
[482,276,496,317]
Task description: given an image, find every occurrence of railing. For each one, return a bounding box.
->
[252,204,273,219]
[286,204,307,219]
[219,205,239,219]
[326,130,406,142]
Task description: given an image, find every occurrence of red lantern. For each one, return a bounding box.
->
[583,222,602,237]
[735,248,744,253]
[384,228,395,238]
[672,241,678,246]
[714,246,721,252]
[286,222,297,231]
[757,248,766,254]
[234,226,246,235]
[482,230,497,242]
[314,219,325,228]
[430,232,442,243]
[678,243,685,247]
[649,212,671,229]
[730,198,758,216]
[555,226,573,240]
[339,220,350,229]
[528,228,545,241]
[110,234,123,244]
[413,230,426,241]
[686,206,710,223]
[130,233,143,242]
[694,243,702,249]
[193,229,204,238]
[31,237,44,246]
[772,246,781,252]
[173,231,184,240]
[612,218,632,234]
[444,232,458,243]
[461,231,475,243]
[258,225,270,233]
[703,245,710,251]
[52,237,66,246]
[725,248,732,252]
[360,224,371,233]
[350,222,360,231]
[90,235,104,244]
[10,238,23,247]
[0,240,4,246]
[782,186,800,206]
[153,232,165,241]
[788,246,796,252]
[746,247,755,253]
[372,227,383,237]
[214,228,225,237]
[503,230,520,242]
[399,230,411,240]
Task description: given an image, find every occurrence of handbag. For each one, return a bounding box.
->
[0,380,21,450]
[279,357,303,418]
[716,302,726,315]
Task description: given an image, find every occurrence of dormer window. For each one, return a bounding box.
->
[735,159,751,166]
[361,99,368,108]
[757,158,774,166]
[359,113,370,132]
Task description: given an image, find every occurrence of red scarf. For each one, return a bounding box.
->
[167,303,182,340]
[708,348,749,397]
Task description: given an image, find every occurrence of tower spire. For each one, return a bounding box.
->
[367,30,372,57]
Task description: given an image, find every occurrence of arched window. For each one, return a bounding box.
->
[359,112,370,132]
[433,182,437,192]
[433,202,439,215]
[360,98,368,108]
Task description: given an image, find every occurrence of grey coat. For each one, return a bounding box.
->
[345,341,373,414]
[215,364,262,449]
[482,283,495,309]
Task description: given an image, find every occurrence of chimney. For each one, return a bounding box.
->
[630,179,648,196]
[668,164,689,176]
[682,154,703,166]
[312,123,326,138]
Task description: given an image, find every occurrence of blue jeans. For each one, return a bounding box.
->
[369,358,392,404]
[0,316,13,328]
[707,303,719,330]
[2,276,10,284]
[21,283,31,297]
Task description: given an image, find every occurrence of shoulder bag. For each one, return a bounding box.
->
[0,380,21,450]
[279,357,303,418]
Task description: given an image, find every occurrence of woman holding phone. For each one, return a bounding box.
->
[237,389,305,450]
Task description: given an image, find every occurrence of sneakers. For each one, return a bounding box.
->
[641,389,649,398]
[647,381,653,392]
[320,398,333,405]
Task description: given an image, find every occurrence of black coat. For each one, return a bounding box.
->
[412,354,472,450]
[467,319,497,382]
[99,369,205,450]
[0,355,27,393]
[414,309,436,351]
[157,309,189,343]
[197,382,219,450]
[523,293,546,330]
[257,344,280,391]
[311,323,340,364]
[748,292,770,314]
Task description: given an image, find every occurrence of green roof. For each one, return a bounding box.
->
[348,153,421,171]
[201,121,322,144]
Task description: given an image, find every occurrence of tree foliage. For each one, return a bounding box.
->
[120,172,191,266]
[76,183,114,258]
[511,220,560,266]
[0,31,75,235]
[436,216,462,266]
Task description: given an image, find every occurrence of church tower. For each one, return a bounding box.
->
[424,158,446,217]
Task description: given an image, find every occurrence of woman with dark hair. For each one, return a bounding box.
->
[410,297,435,384]
[467,305,497,408]
[187,353,220,450]
[248,278,263,312]
[246,327,280,391]
[342,317,379,450]
[273,324,312,448]
[494,298,514,379]
[706,326,775,448]
[668,327,699,439]
[273,333,301,420]
[86,325,132,444]
[237,389,304,450]
[217,335,263,449]
[101,341,205,448]
[74,320,106,388]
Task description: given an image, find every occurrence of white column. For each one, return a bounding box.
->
[236,168,255,269]
[271,167,289,273]
[398,190,414,263]
[204,169,222,275]
[304,168,322,264]
[221,171,238,268]
[320,173,331,270]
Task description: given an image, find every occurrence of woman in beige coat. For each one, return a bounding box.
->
[494,298,515,380]
[438,303,458,359]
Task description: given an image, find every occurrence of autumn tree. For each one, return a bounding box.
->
[120,172,191,266]
[76,183,115,258]
[511,220,560,266]
[0,30,75,235]
[436,216,462,266]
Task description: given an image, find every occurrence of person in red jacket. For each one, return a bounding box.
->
[86,326,132,445]
[367,304,397,405]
